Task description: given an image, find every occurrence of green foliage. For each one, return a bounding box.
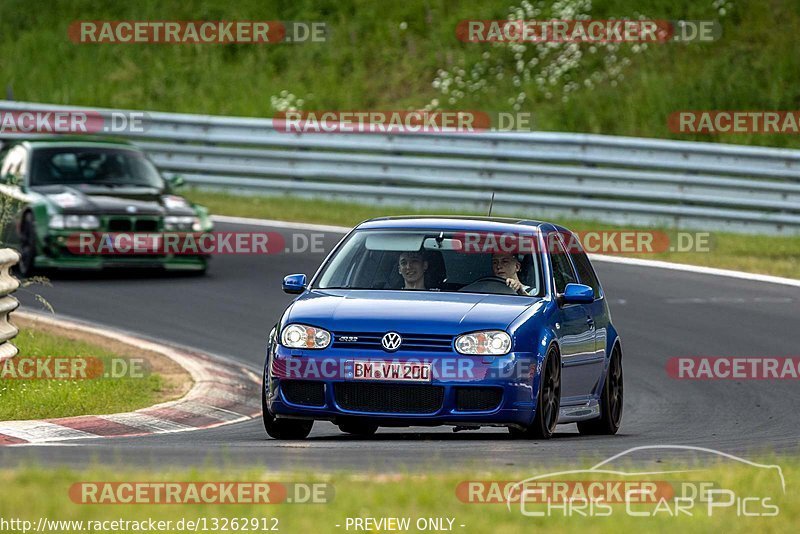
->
[0,0,798,146]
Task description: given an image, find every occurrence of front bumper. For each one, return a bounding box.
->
[266,346,544,428]
[37,231,208,270]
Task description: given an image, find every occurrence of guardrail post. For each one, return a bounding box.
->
[0,248,20,362]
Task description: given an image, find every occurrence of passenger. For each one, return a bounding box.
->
[398,251,428,290]
[491,252,531,295]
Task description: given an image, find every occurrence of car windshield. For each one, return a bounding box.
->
[29,147,165,188]
[314,229,544,297]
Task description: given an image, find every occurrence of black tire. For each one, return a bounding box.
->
[338,421,379,436]
[261,375,313,440]
[578,345,623,436]
[18,212,38,277]
[509,346,561,439]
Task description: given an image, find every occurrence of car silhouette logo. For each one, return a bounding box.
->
[381,332,402,352]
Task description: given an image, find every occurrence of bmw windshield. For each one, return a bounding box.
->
[314,229,544,297]
[30,147,165,189]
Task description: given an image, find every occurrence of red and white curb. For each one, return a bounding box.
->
[0,311,262,446]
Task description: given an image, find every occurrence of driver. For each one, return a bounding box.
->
[491,253,531,295]
[398,251,428,290]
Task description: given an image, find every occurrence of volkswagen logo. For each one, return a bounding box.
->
[381,332,402,352]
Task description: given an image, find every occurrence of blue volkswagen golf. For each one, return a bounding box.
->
[262,217,623,439]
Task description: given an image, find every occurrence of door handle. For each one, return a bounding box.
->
[586,317,595,329]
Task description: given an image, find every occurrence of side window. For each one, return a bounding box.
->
[560,232,602,297]
[548,235,577,294]
[571,249,602,297]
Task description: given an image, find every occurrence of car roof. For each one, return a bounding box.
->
[356,216,550,233]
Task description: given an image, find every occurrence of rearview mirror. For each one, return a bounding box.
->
[560,283,594,304]
[422,237,463,251]
[283,273,307,294]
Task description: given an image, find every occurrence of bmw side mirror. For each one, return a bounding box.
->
[560,283,594,305]
[168,174,186,189]
[283,273,307,294]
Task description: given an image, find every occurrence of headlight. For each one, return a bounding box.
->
[165,215,200,231]
[49,214,100,230]
[78,215,100,229]
[455,330,512,355]
[280,324,331,349]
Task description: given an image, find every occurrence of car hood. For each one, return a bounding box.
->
[32,185,195,216]
[285,289,539,334]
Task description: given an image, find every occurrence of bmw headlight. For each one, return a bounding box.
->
[78,215,100,229]
[455,330,512,355]
[49,214,100,230]
[165,215,201,231]
[280,324,331,349]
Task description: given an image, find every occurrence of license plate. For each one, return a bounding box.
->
[351,360,432,382]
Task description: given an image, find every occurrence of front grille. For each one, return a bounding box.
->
[335,383,444,413]
[333,332,453,352]
[134,219,159,232]
[108,218,132,232]
[280,380,326,406]
[455,387,503,412]
[106,217,160,232]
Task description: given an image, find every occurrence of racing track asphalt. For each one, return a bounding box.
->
[2,220,799,471]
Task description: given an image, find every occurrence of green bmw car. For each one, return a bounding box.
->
[0,138,213,275]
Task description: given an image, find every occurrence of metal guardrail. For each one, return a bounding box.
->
[0,248,20,362]
[1,101,799,234]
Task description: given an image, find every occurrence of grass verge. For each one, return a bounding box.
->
[0,458,795,533]
[0,316,191,421]
[187,189,800,279]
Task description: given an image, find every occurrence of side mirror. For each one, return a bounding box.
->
[560,283,594,305]
[282,273,307,294]
[168,175,186,189]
